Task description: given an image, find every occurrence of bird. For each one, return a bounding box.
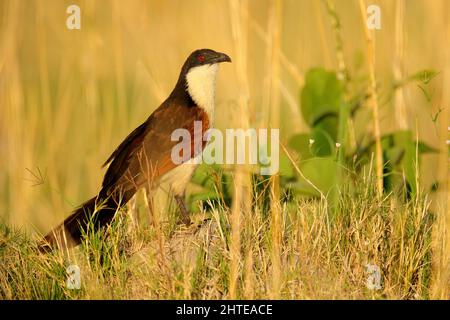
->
[39,48,231,251]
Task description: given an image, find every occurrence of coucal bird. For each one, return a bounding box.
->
[40,49,231,251]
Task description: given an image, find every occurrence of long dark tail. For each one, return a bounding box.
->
[39,192,133,252]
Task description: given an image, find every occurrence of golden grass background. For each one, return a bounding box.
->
[0,0,449,299]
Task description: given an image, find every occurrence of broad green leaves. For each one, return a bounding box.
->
[287,68,345,197]
[288,157,338,197]
[285,67,438,198]
[381,130,438,193]
[300,68,342,129]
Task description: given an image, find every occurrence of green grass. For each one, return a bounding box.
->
[0,170,437,299]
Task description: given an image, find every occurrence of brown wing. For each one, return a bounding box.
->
[101,119,149,193]
[101,101,209,197]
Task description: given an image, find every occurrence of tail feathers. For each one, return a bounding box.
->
[39,195,124,252]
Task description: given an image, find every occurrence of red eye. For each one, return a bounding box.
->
[197,54,205,62]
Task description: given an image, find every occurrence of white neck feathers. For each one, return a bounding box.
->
[186,64,218,120]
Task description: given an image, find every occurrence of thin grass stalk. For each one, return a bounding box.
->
[358,0,384,198]
[228,0,251,299]
[314,0,332,69]
[430,3,450,299]
[324,0,347,81]
[324,0,351,205]
[266,0,282,299]
[393,0,408,130]
[247,14,303,86]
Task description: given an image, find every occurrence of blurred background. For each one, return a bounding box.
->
[0,0,448,232]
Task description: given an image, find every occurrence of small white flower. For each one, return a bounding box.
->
[335,142,341,148]
[309,139,315,145]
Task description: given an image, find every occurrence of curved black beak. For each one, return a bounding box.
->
[210,51,232,64]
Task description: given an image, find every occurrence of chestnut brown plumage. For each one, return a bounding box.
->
[39,49,231,251]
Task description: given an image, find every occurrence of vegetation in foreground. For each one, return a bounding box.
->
[0,169,439,299]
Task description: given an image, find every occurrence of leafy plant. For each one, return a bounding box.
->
[286,67,438,199]
[188,164,233,212]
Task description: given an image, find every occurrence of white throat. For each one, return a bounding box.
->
[186,64,218,121]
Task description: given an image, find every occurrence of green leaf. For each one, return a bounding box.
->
[191,164,220,189]
[314,115,338,141]
[393,130,416,193]
[189,164,233,212]
[311,128,334,156]
[288,133,313,159]
[279,154,295,178]
[408,70,439,85]
[416,141,439,154]
[288,128,334,160]
[290,157,338,197]
[300,68,344,128]
[385,146,404,166]
[360,130,435,194]
[189,191,220,203]
[395,70,439,89]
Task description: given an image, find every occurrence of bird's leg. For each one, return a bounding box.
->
[175,194,191,226]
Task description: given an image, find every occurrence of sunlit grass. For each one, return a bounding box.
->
[0,169,436,299]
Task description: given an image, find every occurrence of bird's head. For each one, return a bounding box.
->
[174,49,231,109]
[183,49,232,70]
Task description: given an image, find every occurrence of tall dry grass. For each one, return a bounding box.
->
[0,168,438,299]
[358,0,383,197]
